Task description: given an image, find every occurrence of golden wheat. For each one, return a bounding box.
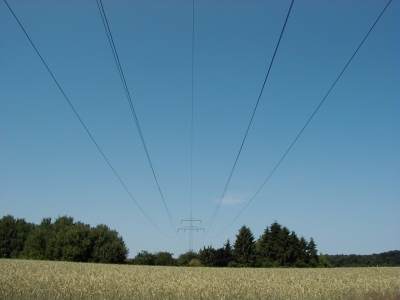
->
[0,259,398,299]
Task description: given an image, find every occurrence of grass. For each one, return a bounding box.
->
[0,259,399,299]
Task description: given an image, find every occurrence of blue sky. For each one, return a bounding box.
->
[1,0,399,257]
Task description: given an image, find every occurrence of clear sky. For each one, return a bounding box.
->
[1,0,399,257]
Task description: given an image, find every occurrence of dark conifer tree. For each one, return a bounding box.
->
[214,247,226,267]
[298,236,308,265]
[198,246,216,267]
[223,239,233,266]
[306,238,319,267]
[256,221,322,268]
[286,231,301,266]
[233,225,256,267]
[279,226,290,266]
[256,226,272,267]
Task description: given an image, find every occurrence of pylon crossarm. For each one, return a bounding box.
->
[178,226,203,230]
[179,216,203,252]
[180,218,202,223]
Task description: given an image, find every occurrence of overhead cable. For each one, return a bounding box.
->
[205,0,295,234]
[3,0,175,238]
[190,0,195,218]
[210,0,393,238]
[96,0,178,231]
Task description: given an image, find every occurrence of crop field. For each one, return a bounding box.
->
[0,259,399,299]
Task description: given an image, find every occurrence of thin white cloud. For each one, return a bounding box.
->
[212,194,247,206]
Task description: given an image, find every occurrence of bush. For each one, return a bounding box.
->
[188,259,202,267]
[177,251,199,266]
[154,252,175,266]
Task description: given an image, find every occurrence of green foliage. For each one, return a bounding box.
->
[177,251,199,266]
[44,217,93,262]
[306,238,319,267]
[198,246,216,267]
[188,258,202,267]
[4,214,364,269]
[254,221,324,268]
[88,224,128,264]
[0,215,35,258]
[324,251,400,267]
[129,251,175,266]
[133,250,155,265]
[21,218,52,260]
[154,251,175,266]
[233,225,256,267]
[214,239,233,267]
[2,215,128,264]
[318,254,331,268]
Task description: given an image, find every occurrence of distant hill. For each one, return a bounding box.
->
[324,250,400,267]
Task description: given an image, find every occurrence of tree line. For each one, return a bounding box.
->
[324,251,400,267]
[128,221,330,268]
[0,215,128,264]
[6,214,395,268]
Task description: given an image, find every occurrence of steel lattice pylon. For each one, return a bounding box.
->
[178,212,203,252]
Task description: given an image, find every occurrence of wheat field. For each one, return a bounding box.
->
[0,259,398,299]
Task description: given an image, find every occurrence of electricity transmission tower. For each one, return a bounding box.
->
[178,212,203,252]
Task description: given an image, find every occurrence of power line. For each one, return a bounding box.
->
[204,0,295,234]
[3,0,175,238]
[178,0,204,253]
[210,0,393,238]
[190,0,195,221]
[179,0,203,252]
[96,0,178,231]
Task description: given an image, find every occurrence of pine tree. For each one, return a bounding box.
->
[233,225,256,267]
[286,231,301,266]
[269,221,283,264]
[256,226,273,267]
[296,236,308,267]
[306,238,319,267]
[256,222,315,267]
[278,226,290,266]
[198,246,216,267]
[223,239,233,266]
